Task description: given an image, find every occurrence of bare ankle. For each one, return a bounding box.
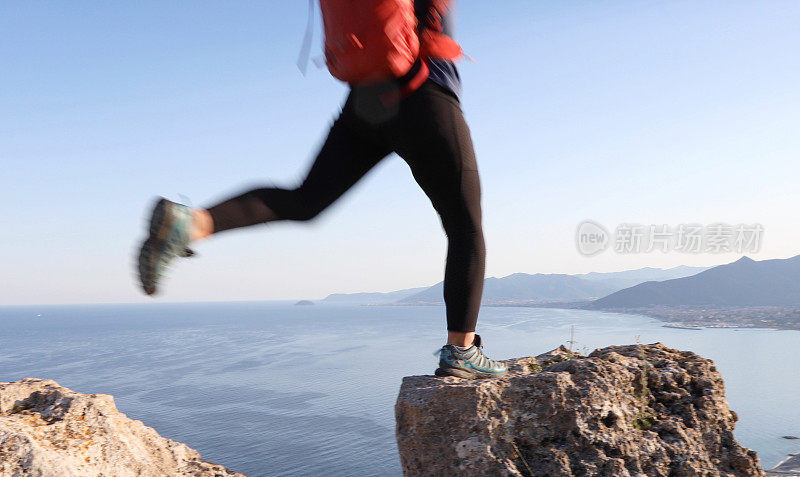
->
[190,209,214,242]
[447,331,475,347]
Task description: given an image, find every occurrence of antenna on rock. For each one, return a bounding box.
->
[568,325,576,352]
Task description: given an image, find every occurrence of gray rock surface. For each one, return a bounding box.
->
[0,378,244,476]
[396,342,764,476]
[766,453,800,476]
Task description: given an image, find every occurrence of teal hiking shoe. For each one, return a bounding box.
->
[137,198,194,295]
[435,334,508,379]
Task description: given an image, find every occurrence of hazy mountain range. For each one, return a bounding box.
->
[591,255,800,308]
[397,273,619,304]
[576,265,708,288]
[323,286,430,304]
[321,255,800,328]
[322,265,708,305]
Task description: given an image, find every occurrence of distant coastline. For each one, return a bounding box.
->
[499,302,800,332]
[582,305,800,331]
[362,301,800,331]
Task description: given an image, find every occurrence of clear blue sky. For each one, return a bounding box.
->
[2,1,799,305]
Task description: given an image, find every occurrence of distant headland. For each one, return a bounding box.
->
[321,254,800,331]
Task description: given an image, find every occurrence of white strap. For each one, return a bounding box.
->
[296,0,316,75]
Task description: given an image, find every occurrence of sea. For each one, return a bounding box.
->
[0,302,798,476]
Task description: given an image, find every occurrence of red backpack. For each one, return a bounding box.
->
[319,0,462,84]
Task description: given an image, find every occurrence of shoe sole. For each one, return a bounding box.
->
[138,238,160,295]
[435,366,508,380]
[138,198,176,296]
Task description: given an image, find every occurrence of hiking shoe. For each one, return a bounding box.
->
[137,198,194,295]
[435,334,508,379]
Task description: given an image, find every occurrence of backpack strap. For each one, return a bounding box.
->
[415,0,434,33]
[379,0,461,105]
[417,0,462,61]
[392,58,430,97]
[416,0,454,35]
[296,0,316,75]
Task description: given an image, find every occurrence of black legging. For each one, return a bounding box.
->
[207,79,485,333]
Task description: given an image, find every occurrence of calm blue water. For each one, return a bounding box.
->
[0,302,798,475]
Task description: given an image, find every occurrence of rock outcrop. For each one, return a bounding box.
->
[766,454,800,476]
[396,342,764,476]
[0,378,243,477]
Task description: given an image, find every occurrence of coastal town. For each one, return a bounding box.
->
[596,306,800,331]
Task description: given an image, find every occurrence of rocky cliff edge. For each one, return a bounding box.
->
[396,342,765,476]
[0,378,244,477]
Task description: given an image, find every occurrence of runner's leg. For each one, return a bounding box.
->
[393,81,485,334]
[136,96,390,296]
[203,102,391,234]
